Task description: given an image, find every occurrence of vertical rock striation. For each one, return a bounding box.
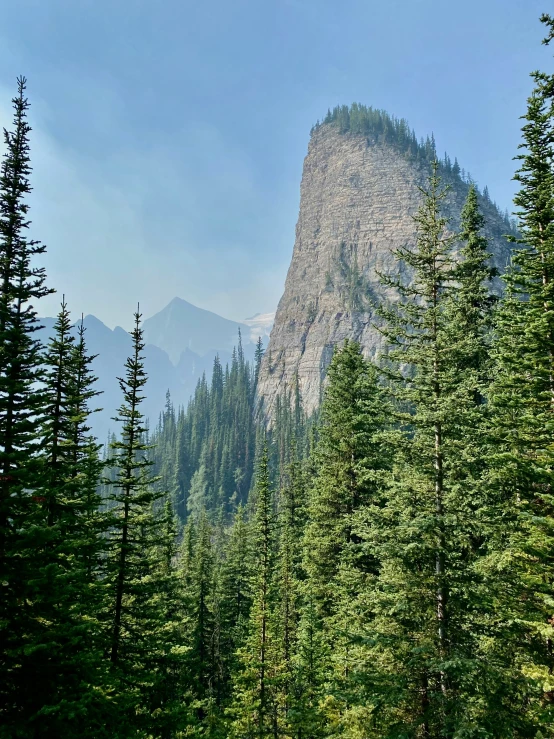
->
[257,123,513,419]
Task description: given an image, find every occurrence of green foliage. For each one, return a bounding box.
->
[304,340,387,612]
[486,28,554,731]
[0,79,55,734]
[151,333,258,522]
[321,103,430,160]
[228,441,280,738]
[297,340,389,733]
[19,301,111,737]
[104,311,188,735]
[336,241,377,312]
[357,167,532,736]
[4,19,554,736]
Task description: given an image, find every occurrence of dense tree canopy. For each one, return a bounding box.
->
[2,15,554,737]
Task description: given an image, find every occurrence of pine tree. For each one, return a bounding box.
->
[148,499,189,737]
[219,504,253,694]
[254,336,264,393]
[41,298,76,526]
[4,299,110,736]
[25,302,89,734]
[303,340,386,614]
[273,445,307,736]
[70,316,108,593]
[229,441,279,738]
[0,77,54,732]
[188,462,209,520]
[486,19,554,730]
[186,510,218,721]
[289,583,328,739]
[178,511,234,737]
[299,339,387,734]
[105,309,185,734]
[357,165,520,735]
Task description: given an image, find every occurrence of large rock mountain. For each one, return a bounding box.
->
[257,114,515,419]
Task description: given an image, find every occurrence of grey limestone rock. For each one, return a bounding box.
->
[257,124,513,420]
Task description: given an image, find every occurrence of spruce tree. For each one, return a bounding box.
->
[219,503,253,696]
[41,298,76,526]
[487,18,554,730]
[303,340,386,613]
[358,165,518,735]
[273,445,307,736]
[185,510,218,723]
[254,336,264,392]
[229,441,279,738]
[4,299,109,736]
[0,78,54,732]
[300,339,387,733]
[147,498,189,737]
[105,310,185,735]
[289,583,328,739]
[25,301,87,734]
[68,317,106,586]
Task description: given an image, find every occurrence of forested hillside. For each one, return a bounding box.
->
[2,13,554,738]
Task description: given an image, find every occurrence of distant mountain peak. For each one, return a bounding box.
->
[166,296,195,309]
[142,297,249,364]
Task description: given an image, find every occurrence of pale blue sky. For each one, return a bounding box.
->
[0,0,550,328]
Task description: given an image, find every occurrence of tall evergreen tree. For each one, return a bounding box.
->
[105,310,186,735]
[303,340,386,614]
[23,300,84,733]
[356,165,521,736]
[487,18,554,730]
[219,504,253,697]
[3,297,109,736]
[273,445,307,736]
[254,336,264,393]
[299,339,387,734]
[68,317,106,586]
[0,77,54,733]
[229,441,279,738]
[184,510,219,725]
[148,498,189,738]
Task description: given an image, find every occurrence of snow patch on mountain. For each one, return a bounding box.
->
[243,312,275,343]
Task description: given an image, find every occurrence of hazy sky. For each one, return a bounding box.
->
[0,0,551,329]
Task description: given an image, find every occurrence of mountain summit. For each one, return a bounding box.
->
[142,297,248,364]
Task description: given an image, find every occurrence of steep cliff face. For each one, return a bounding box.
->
[257,123,514,419]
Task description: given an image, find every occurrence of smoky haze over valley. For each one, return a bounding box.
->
[0,0,550,331]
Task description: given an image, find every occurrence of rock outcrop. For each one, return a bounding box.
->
[257,122,514,419]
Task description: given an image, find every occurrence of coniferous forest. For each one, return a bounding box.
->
[2,13,554,739]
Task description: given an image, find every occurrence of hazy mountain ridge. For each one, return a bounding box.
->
[38,299,266,442]
[142,297,250,364]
